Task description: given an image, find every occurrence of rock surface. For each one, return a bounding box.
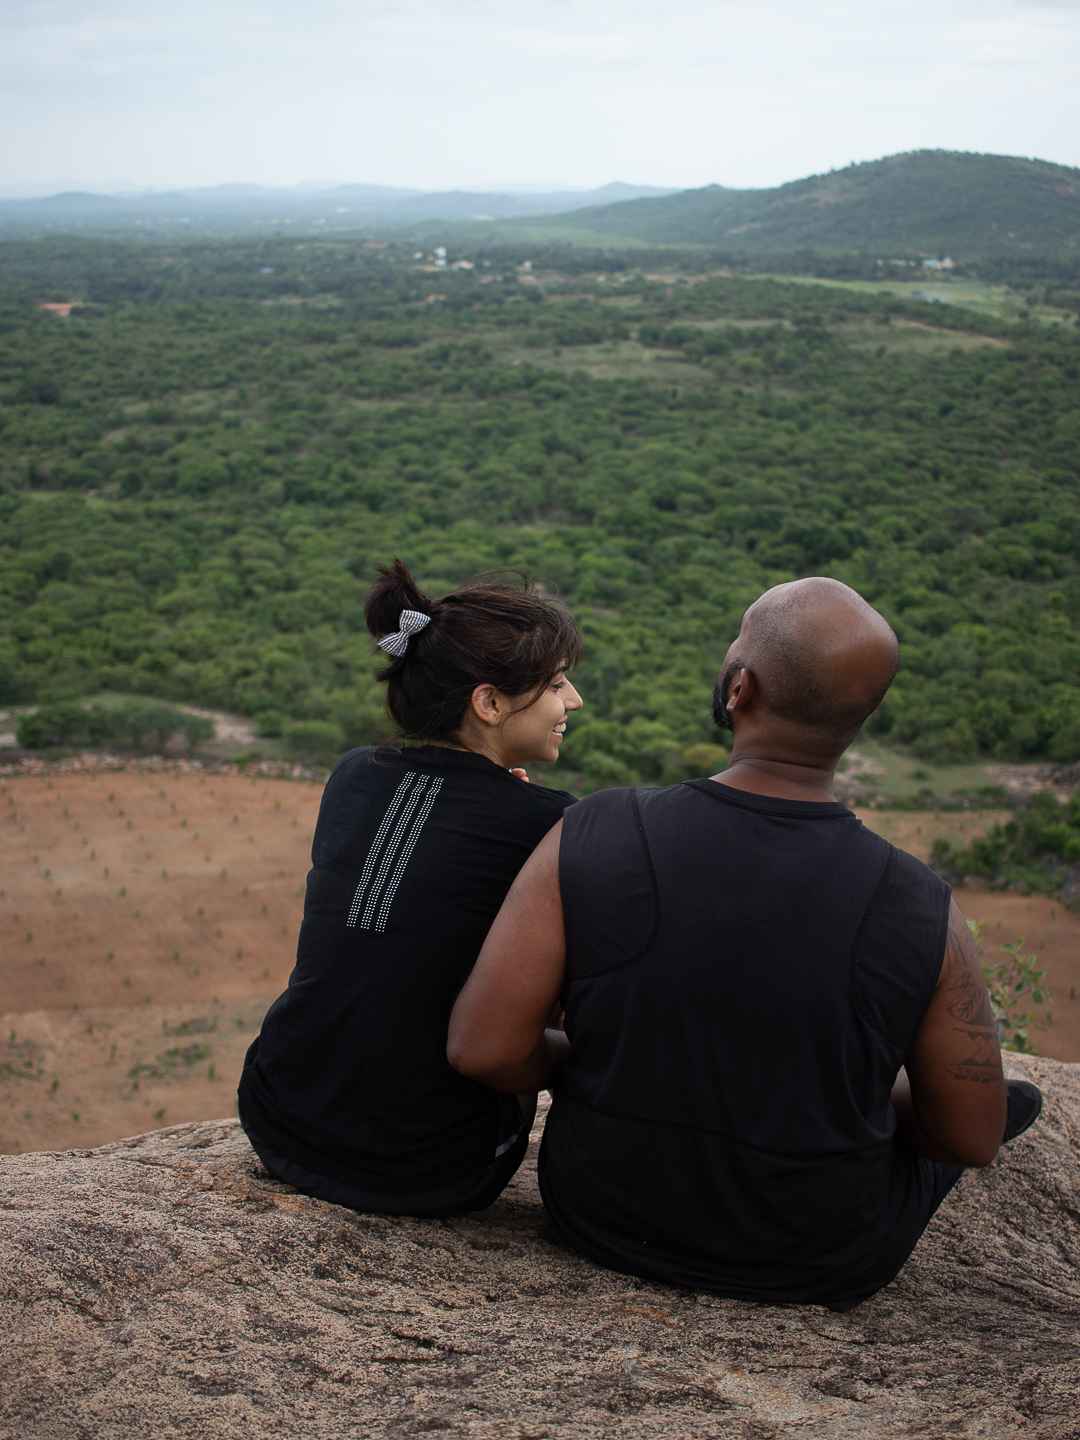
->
[1,1053,1078,1440]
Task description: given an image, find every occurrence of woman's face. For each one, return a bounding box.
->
[498,671,583,766]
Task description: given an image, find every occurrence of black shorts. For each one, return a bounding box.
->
[240,1092,537,1219]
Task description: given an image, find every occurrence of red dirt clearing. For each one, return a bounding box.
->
[1,770,317,1154]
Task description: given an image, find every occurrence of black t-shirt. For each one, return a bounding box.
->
[238,745,573,1200]
[539,780,951,1309]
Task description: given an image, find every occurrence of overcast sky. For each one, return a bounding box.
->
[3,0,1078,195]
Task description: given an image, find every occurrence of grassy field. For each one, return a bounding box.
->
[842,739,1024,807]
[755,273,1075,326]
[502,338,714,385]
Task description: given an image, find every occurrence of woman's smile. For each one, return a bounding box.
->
[499,673,582,766]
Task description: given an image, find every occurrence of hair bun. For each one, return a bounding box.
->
[364,559,434,642]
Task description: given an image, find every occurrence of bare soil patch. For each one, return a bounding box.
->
[3,776,1078,1157]
[1,769,321,1154]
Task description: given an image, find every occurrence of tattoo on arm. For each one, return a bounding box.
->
[939,908,1002,1085]
[947,1030,1003,1084]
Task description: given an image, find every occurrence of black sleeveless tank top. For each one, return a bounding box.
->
[539,780,952,1308]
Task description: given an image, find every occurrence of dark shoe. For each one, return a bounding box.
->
[1003,1080,1043,1143]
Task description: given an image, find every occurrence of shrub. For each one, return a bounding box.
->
[16,700,213,754]
[281,719,344,766]
[254,710,285,738]
[931,791,1080,903]
[16,702,108,749]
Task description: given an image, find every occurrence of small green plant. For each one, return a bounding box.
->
[0,1036,43,1083]
[971,922,1051,1053]
[163,1016,217,1037]
[128,1042,212,1082]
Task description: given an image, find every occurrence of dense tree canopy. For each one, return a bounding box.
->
[1,235,1077,790]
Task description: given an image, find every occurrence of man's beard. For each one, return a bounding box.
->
[712,659,742,733]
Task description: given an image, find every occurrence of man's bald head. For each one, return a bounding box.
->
[714,578,899,751]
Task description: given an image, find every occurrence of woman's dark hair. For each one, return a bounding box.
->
[364,559,583,740]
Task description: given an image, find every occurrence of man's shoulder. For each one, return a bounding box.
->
[856,825,949,895]
[852,829,952,962]
[575,782,680,809]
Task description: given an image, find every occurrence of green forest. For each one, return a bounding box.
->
[1,233,1078,793]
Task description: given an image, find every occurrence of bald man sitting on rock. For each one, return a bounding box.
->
[448,578,1043,1309]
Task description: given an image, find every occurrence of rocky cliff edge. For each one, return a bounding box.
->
[1,1052,1078,1440]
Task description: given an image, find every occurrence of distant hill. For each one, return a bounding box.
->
[529,151,1080,258]
[0,181,677,233]
[34,191,118,209]
[9,153,1078,263]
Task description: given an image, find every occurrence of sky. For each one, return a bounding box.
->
[2,0,1079,196]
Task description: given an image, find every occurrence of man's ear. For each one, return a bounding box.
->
[726,667,755,717]
[469,683,502,728]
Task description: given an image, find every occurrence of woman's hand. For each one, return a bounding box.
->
[510,767,530,783]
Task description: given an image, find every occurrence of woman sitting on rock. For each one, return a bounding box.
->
[238,559,582,1215]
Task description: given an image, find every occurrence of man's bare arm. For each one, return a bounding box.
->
[898,898,1006,1167]
[447,821,568,1093]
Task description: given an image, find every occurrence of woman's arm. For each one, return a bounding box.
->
[448,821,568,1093]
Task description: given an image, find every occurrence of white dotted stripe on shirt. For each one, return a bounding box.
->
[346,771,419,929]
[359,773,434,931]
[373,776,443,933]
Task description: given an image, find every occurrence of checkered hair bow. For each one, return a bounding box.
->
[377,608,432,658]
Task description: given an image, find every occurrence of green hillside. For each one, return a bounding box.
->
[1,235,1078,791]
[526,151,1080,259]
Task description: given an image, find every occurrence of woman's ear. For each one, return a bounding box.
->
[469,683,502,728]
